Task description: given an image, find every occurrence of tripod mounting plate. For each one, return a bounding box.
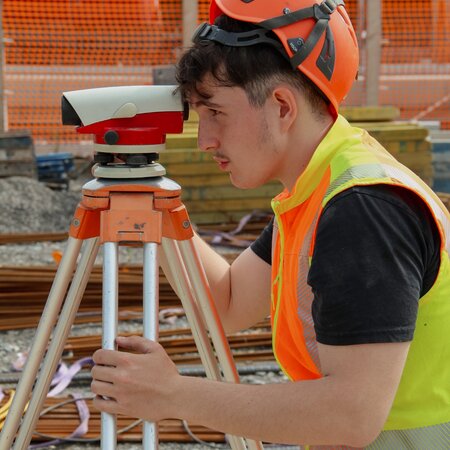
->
[92,162,166,179]
[82,174,182,193]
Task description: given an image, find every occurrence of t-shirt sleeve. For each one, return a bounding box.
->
[308,185,439,346]
[250,216,274,265]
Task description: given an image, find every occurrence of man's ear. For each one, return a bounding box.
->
[271,86,298,132]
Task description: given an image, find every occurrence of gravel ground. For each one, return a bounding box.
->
[0,177,81,233]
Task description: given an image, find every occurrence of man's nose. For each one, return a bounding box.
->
[197,122,219,152]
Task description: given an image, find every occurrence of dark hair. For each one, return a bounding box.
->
[175,15,329,118]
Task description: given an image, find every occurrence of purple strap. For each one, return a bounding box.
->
[28,357,93,448]
[28,393,91,449]
[71,392,90,436]
[48,357,93,397]
[200,210,271,247]
[7,356,94,448]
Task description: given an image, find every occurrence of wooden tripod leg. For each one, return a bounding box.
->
[0,237,83,449]
[11,237,100,450]
[161,238,223,381]
[177,238,264,450]
[162,237,264,450]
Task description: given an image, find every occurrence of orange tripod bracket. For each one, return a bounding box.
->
[68,177,194,243]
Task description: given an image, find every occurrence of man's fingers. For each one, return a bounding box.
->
[91,364,114,383]
[91,379,116,399]
[116,335,159,354]
[92,348,120,366]
[92,337,159,366]
[93,395,119,415]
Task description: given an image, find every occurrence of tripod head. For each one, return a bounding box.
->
[62,85,188,178]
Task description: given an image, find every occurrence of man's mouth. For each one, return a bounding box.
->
[213,156,230,170]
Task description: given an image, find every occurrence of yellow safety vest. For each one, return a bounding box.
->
[271,115,450,448]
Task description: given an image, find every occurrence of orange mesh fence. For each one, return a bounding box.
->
[204,0,449,127]
[2,0,449,144]
[3,0,183,142]
[379,0,449,127]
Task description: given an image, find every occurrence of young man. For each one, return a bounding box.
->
[91,1,450,447]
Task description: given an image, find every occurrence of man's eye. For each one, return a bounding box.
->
[210,109,221,116]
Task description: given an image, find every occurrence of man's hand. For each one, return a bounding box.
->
[91,336,181,421]
[91,335,411,446]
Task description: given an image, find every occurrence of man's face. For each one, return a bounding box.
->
[190,78,282,190]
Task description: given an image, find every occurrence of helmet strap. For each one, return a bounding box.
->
[258,0,344,79]
[193,22,286,56]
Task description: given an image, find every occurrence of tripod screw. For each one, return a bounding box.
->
[182,220,190,229]
[72,218,80,227]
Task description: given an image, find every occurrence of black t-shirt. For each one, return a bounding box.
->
[250,184,441,345]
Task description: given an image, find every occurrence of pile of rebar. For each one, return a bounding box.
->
[62,320,273,365]
[0,392,226,443]
[0,216,274,330]
[0,265,182,330]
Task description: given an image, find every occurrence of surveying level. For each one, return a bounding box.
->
[0,85,264,450]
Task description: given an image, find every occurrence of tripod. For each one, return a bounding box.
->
[0,163,264,450]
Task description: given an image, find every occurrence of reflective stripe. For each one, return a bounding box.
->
[367,421,450,449]
[296,209,322,371]
[380,163,450,253]
[296,422,450,449]
[324,163,388,199]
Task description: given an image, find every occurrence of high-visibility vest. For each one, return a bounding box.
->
[271,115,450,448]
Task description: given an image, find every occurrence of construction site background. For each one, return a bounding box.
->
[0,0,448,144]
[0,2,449,447]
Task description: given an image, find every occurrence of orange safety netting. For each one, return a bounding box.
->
[380,0,449,126]
[3,0,184,142]
[1,0,449,143]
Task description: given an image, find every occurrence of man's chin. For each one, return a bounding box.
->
[229,174,262,190]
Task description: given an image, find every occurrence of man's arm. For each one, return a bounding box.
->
[92,336,410,447]
[160,233,271,333]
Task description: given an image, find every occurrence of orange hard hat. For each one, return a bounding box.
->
[205,0,359,116]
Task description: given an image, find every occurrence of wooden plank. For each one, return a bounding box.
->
[0,160,36,177]
[184,197,272,213]
[181,183,281,201]
[189,210,271,225]
[170,174,234,187]
[159,149,212,164]
[360,127,429,142]
[381,139,431,155]
[0,130,37,177]
[351,121,424,130]
[163,162,221,176]
[166,134,198,149]
[395,153,433,185]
